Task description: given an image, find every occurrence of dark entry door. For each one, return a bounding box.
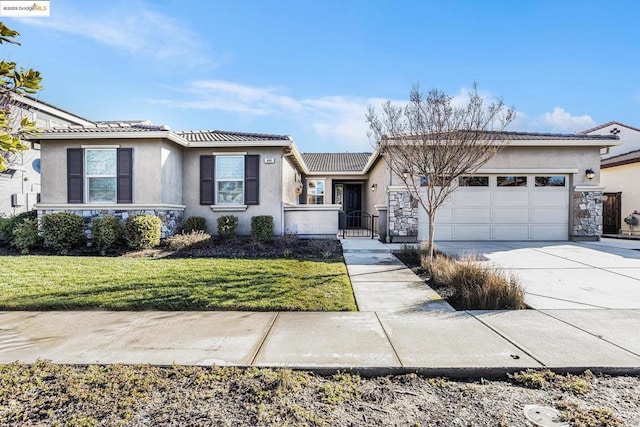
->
[603,192,621,234]
[344,184,362,228]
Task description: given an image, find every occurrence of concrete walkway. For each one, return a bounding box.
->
[1,238,639,376]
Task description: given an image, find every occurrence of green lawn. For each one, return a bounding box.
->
[0,256,356,311]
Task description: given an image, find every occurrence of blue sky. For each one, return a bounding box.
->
[4,0,639,152]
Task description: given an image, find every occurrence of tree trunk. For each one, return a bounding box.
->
[427,210,436,262]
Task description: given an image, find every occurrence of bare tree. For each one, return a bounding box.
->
[367,83,515,260]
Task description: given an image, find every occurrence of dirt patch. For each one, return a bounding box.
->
[0,362,636,426]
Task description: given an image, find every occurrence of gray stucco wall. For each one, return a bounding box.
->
[160,141,183,205]
[282,156,301,206]
[40,138,166,205]
[182,146,286,236]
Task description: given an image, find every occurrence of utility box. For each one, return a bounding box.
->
[10,193,25,207]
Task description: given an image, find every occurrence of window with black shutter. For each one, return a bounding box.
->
[67,148,133,204]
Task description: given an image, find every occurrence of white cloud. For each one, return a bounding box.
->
[540,107,596,132]
[149,80,390,151]
[20,0,211,69]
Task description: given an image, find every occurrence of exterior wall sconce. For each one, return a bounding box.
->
[585,168,595,180]
[370,183,377,192]
[402,170,409,180]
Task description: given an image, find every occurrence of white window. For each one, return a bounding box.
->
[307,179,325,204]
[216,156,244,204]
[85,149,117,202]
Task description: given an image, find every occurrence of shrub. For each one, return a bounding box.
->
[251,215,273,242]
[124,215,162,249]
[217,215,238,239]
[451,256,526,310]
[165,230,211,251]
[90,216,123,255]
[0,210,37,244]
[12,217,42,254]
[182,216,207,233]
[41,212,84,254]
[423,254,457,286]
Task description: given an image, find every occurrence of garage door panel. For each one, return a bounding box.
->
[532,207,568,223]
[494,191,529,206]
[493,225,529,240]
[454,225,491,240]
[531,225,567,240]
[454,208,490,224]
[454,190,491,205]
[433,225,453,241]
[493,207,529,224]
[434,207,453,223]
[532,191,568,206]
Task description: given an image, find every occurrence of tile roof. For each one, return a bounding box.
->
[601,149,640,168]
[176,130,292,142]
[386,130,619,141]
[301,152,373,172]
[579,121,640,135]
[43,122,170,133]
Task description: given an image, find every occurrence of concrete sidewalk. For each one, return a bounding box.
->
[0,238,639,376]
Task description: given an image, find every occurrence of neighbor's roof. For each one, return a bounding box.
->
[601,149,640,168]
[301,152,372,173]
[580,121,640,135]
[175,129,292,142]
[385,130,619,141]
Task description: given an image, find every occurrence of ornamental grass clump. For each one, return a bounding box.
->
[452,255,526,310]
[165,230,211,251]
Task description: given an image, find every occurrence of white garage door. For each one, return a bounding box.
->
[418,174,569,241]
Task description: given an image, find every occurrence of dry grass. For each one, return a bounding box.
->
[424,254,526,310]
[164,230,211,251]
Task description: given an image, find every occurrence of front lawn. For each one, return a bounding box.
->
[0,256,356,311]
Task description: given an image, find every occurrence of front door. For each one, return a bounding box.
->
[603,192,621,234]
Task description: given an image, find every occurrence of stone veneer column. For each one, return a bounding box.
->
[388,190,418,242]
[572,187,604,241]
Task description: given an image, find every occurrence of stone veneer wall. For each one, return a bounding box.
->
[572,190,603,239]
[37,208,184,239]
[388,191,418,239]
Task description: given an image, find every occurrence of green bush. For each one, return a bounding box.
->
[41,212,84,254]
[165,230,211,251]
[12,217,42,254]
[0,210,37,244]
[124,215,162,250]
[217,215,238,239]
[90,216,123,255]
[182,216,207,233]
[251,215,273,242]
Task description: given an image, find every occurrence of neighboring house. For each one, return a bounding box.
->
[0,94,93,217]
[30,120,618,242]
[583,122,640,234]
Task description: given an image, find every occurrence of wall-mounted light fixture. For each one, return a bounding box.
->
[585,168,595,180]
[402,170,409,180]
[370,183,377,192]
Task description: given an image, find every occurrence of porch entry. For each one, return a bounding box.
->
[334,182,378,238]
[603,192,621,234]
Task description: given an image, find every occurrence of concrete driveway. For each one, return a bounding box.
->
[435,238,640,309]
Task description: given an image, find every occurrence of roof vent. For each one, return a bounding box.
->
[610,127,620,135]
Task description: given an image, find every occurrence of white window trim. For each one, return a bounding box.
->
[215,155,245,205]
[85,148,117,204]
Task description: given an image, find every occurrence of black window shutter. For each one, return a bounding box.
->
[200,155,215,205]
[117,148,133,203]
[245,155,259,205]
[67,148,83,203]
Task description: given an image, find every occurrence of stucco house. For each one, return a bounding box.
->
[0,94,93,217]
[582,122,640,235]
[29,116,619,242]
